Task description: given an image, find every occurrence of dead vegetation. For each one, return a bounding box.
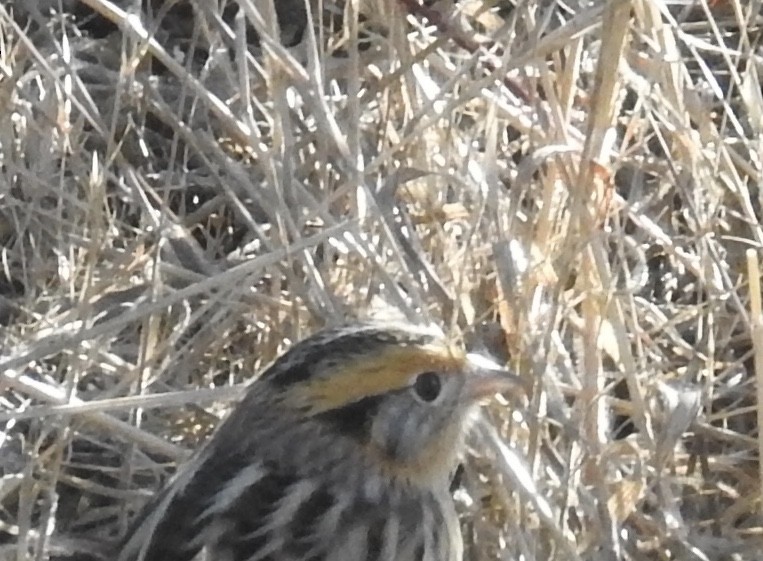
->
[1,0,763,559]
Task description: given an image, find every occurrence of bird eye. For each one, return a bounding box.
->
[413,372,442,403]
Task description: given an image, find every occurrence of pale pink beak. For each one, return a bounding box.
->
[464,352,522,402]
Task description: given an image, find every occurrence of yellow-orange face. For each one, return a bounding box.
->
[249,322,517,486]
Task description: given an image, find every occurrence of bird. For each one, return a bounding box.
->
[116,320,517,561]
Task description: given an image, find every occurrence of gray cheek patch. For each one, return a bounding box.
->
[377,406,430,462]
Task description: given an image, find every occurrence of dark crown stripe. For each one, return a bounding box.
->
[262,324,437,388]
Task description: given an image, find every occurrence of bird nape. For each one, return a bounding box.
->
[115,321,516,561]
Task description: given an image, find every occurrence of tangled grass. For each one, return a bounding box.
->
[1,0,763,559]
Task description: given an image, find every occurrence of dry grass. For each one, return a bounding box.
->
[1,0,763,559]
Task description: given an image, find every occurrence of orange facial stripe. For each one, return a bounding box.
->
[292,343,466,413]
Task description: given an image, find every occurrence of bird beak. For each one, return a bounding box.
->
[464,352,522,402]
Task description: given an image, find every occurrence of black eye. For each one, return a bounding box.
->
[413,372,442,403]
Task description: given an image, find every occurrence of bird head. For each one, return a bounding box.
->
[223,321,518,489]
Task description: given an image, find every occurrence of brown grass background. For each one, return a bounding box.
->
[2,0,763,559]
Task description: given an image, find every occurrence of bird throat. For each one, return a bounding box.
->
[364,421,464,489]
